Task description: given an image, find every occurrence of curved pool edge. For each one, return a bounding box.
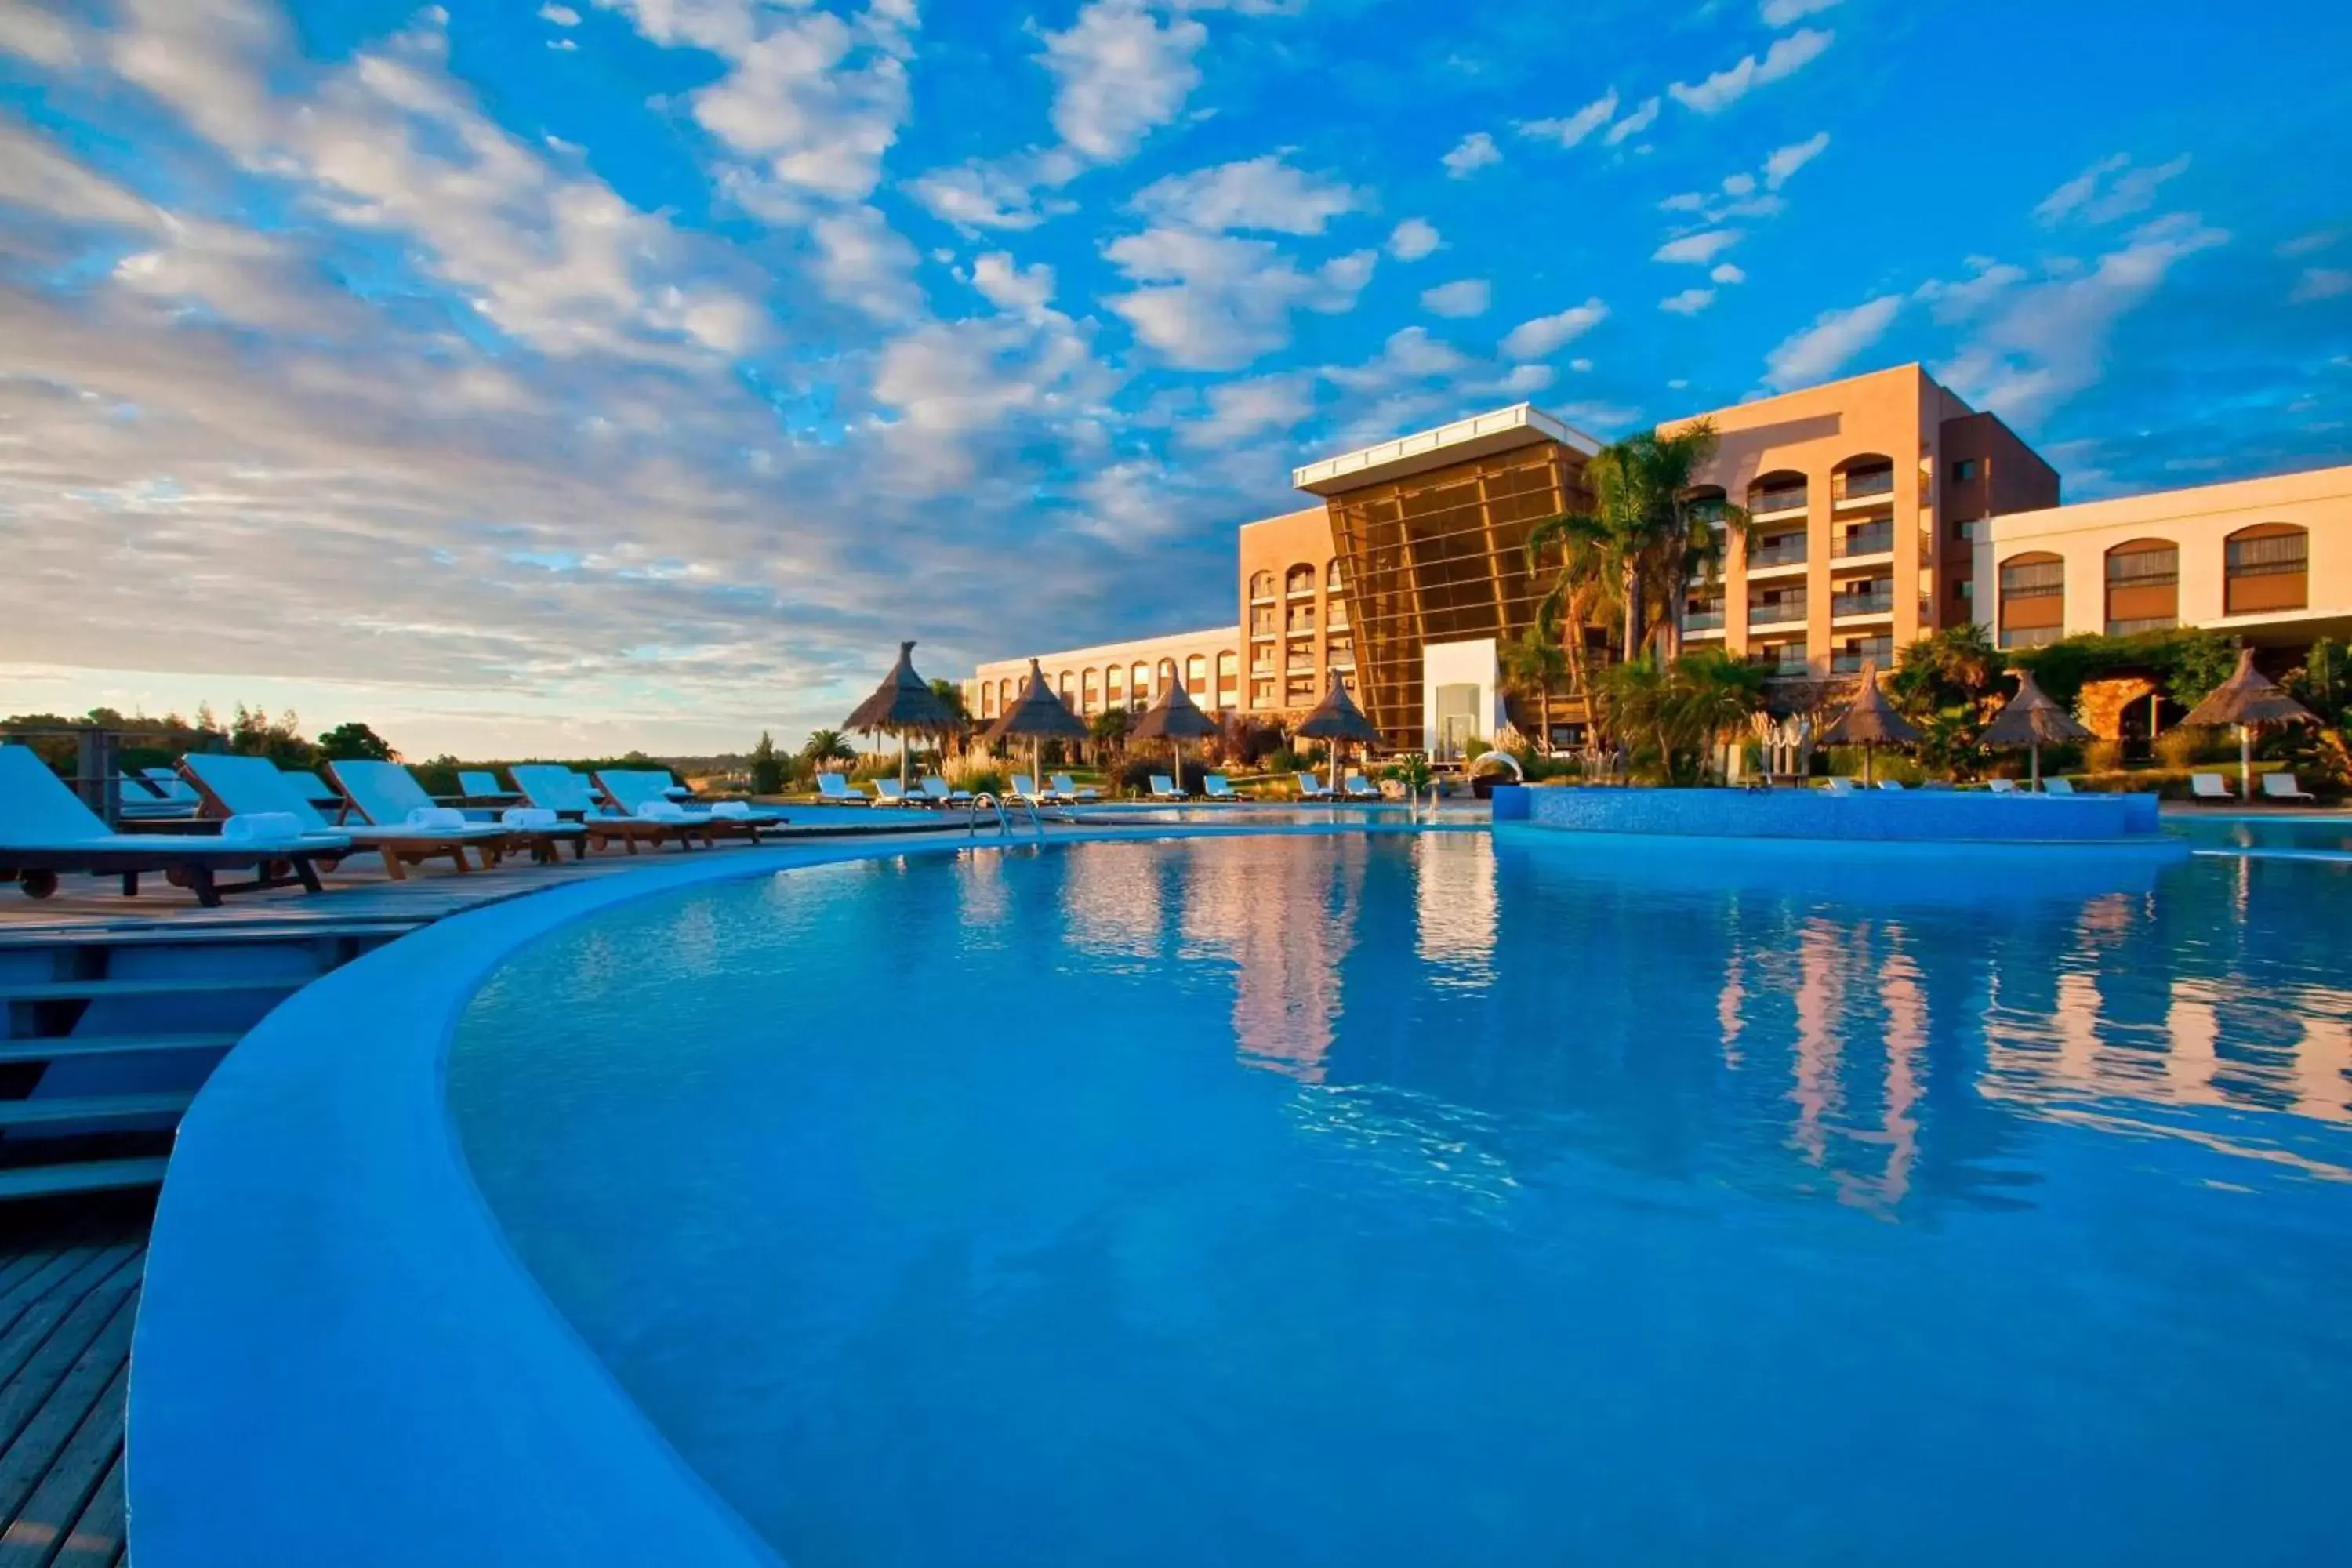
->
[125,822,1464,1566]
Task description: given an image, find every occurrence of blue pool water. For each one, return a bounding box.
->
[449,831,2352,1566]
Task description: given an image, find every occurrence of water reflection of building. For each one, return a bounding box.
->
[1058,841,1165,961]
[1412,833,1497,990]
[1177,837,1368,1081]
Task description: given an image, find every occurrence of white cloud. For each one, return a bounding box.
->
[1129,153,1367,236]
[1388,217,1441,260]
[1934,212,2227,422]
[1442,132,1501,179]
[2034,154,2190,227]
[1488,363,1555,395]
[1654,229,1741,265]
[1660,192,1707,213]
[2278,230,2339,260]
[1177,371,1317,450]
[1711,263,1746,285]
[1518,91,1617,149]
[1763,294,1902,389]
[1915,256,2027,322]
[1604,96,1660,145]
[1322,325,1475,393]
[1501,298,1608,360]
[0,5,82,66]
[1661,287,1716,315]
[1421,278,1492,318]
[538,2,579,23]
[1570,358,1593,372]
[1722,172,1757,198]
[1038,0,1207,160]
[2291,268,2352,303]
[547,38,576,50]
[1760,0,1839,24]
[1669,28,1833,114]
[1105,227,1375,369]
[969,250,1056,315]
[1762,131,1829,188]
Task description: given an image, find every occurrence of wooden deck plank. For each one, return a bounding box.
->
[0,1254,140,1463]
[0,1288,140,1525]
[0,1259,56,1325]
[0,1255,93,1350]
[0,1168,169,1207]
[40,1449,119,1568]
[0,1358,127,1568]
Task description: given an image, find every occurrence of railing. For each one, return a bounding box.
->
[1750,536,1808,568]
[1831,644,1892,673]
[1682,609,1726,631]
[1751,487,1809,515]
[1833,525,1894,557]
[1748,598,1808,626]
[1748,648,1812,674]
[1834,468,1895,501]
[1287,659,1316,673]
[1831,592,1893,618]
[2106,615,2178,637]
[1287,615,1316,634]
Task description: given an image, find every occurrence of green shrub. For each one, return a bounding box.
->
[2084,739,2124,773]
[2154,725,2212,771]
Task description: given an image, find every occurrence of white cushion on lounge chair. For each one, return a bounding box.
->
[221,812,307,844]
[1820,778,1857,797]
[1297,772,1333,800]
[637,800,688,820]
[815,773,863,804]
[2190,771,2233,800]
[1049,774,1099,802]
[0,746,350,858]
[2042,777,2075,796]
[1987,779,2017,794]
[1203,775,1236,799]
[1150,775,1181,799]
[323,760,517,841]
[1877,780,1907,791]
[707,801,753,819]
[405,806,469,830]
[501,808,560,829]
[1011,775,1044,802]
[2262,772,2315,800]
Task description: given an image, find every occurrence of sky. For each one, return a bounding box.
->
[1,0,2348,760]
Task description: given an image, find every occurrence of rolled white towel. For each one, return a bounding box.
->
[405,806,469,830]
[500,807,560,829]
[637,800,688,821]
[220,811,306,844]
[706,801,753,820]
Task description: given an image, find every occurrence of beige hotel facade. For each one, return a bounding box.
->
[970,363,2348,753]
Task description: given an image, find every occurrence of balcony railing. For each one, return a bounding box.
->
[1834,468,1895,501]
[1748,648,1812,674]
[1752,487,1809,516]
[1748,598,1808,626]
[1833,525,1894,558]
[1286,658,1316,673]
[1831,592,1893,618]
[1682,608,1726,632]
[1749,536,1808,568]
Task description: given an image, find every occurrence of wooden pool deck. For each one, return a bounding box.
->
[0,1192,151,1568]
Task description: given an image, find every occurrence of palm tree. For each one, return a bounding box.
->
[800,728,854,772]
[1499,626,1569,754]
[1670,647,1769,782]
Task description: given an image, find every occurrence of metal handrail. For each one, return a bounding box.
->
[968,791,1044,840]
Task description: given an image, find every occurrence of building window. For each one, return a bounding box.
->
[1951,458,1980,483]
[1249,570,1276,602]
[1284,563,1316,597]
[1831,456,1895,503]
[2104,539,2179,636]
[2223,524,2309,615]
[1748,470,1809,517]
[1185,654,1207,695]
[1105,666,1124,704]
[1326,558,1344,593]
[1998,551,2064,648]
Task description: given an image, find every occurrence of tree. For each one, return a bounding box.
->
[192,701,219,735]
[228,703,313,767]
[1669,647,1769,781]
[1089,707,1130,760]
[1500,626,1569,754]
[749,731,785,794]
[927,679,972,764]
[316,721,395,762]
[801,728,854,771]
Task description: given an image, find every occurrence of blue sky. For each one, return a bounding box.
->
[2,0,2347,757]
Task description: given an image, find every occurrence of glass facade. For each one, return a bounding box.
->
[1323,441,1591,749]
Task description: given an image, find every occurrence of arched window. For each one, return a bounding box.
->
[1185,654,1207,695]
[1249,570,1276,601]
[1682,485,1729,526]
[1831,453,1895,504]
[1105,664,1124,704]
[1131,662,1151,706]
[1000,679,1014,714]
[1998,551,2064,649]
[1158,658,1179,691]
[1215,650,1238,702]
[1284,563,1316,597]
[2104,539,2179,635]
[1325,558,1344,593]
[1748,469,1809,517]
[2224,524,2308,615]
[1057,671,1073,700]
[980,683,997,720]
[1080,668,1099,713]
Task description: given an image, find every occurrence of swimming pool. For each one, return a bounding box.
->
[441,830,2352,1567]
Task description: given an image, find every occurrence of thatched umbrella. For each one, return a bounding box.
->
[1980,668,2092,793]
[982,659,1088,800]
[2180,646,2318,800]
[1128,673,1218,799]
[1818,659,1919,786]
[1294,675,1379,794]
[844,641,956,791]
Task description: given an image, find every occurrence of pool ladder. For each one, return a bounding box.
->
[967,792,1045,840]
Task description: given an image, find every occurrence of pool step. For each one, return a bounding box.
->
[0,1157,172,1200]
[0,976,305,1006]
[0,1033,244,1066]
[0,1093,195,1128]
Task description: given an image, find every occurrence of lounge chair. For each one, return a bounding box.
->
[919,777,974,807]
[278,768,351,822]
[2263,772,2318,803]
[1987,779,2018,795]
[1820,778,1857,797]
[815,772,868,806]
[1048,773,1101,804]
[594,769,772,843]
[457,769,522,805]
[2190,772,2234,802]
[1297,772,1334,801]
[2042,776,2076,796]
[1150,774,1185,801]
[1876,779,1907,792]
[0,745,347,906]
[507,765,709,853]
[335,760,586,863]
[1011,775,1052,806]
[1202,774,1239,801]
[873,779,924,808]
[1342,772,1381,801]
[117,771,201,822]
[182,753,504,879]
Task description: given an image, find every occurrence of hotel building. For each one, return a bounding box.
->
[971,363,2345,753]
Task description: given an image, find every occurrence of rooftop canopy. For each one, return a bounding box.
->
[1292,403,1601,496]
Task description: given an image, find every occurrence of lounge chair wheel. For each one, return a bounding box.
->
[17,870,58,900]
[163,865,191,889]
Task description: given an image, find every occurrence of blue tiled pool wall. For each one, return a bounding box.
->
[1490,785,2165,842]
